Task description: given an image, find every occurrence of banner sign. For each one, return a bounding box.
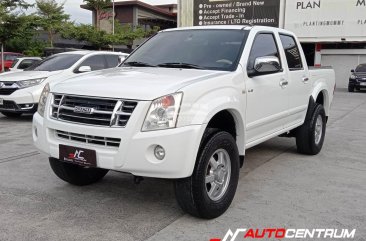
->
[193,0,280,27]
[285,0,366,39]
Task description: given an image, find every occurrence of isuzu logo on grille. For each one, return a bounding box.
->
[74,106,94,114]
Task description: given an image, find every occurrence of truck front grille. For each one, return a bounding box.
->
[55,130,121,147]
[51,94,138,127]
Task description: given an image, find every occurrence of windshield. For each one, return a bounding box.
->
[355,64,366,72]
[26,54,83,71]
[123,29,248,71]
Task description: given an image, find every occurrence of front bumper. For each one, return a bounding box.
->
[0,100,37,113]
[349,79,366,88]
[0,85,42,113]
[33,112,206,179]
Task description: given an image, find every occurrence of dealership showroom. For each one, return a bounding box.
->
[0,0,366,241]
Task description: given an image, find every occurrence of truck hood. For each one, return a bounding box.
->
[0,70,63,82]
[53,67,228,100]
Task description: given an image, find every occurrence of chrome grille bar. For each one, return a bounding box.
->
[51,94,137,127]
[55,130,121,147]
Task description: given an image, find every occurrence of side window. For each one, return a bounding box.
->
[248,33,281,72]
[79,55,107,71]
[279,34,303,70]
[105,55,119,68]
[18,60,40,69]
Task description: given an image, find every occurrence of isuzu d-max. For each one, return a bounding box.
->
[33,26,335,219]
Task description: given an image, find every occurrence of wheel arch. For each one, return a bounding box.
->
[204,108,245,156]
[312,87,330,116]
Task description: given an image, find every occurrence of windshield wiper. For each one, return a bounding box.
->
[157,62,204,69]
[123,61,156,67]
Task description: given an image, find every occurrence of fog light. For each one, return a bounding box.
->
[154,145,165,160]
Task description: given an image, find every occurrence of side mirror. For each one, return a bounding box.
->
[77,66,92,73]
[351,69,355,73]
[248,56,281,77]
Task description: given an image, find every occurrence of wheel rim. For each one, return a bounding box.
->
[314,115,323,145]
[205,149,231,201]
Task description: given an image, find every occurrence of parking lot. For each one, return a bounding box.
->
[0,89,365,241]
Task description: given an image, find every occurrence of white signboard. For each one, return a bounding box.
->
[285,0,366,42]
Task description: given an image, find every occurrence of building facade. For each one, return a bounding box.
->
[81,1,177,33]
[178,0,366,88]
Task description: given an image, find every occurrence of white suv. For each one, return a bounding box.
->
[0,51,128,117]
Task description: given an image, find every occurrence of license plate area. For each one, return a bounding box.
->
[59,144,97,167]
[360,82,366,86]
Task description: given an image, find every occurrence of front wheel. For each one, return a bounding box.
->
[296,104,326,155]
[174,130,240,219]
[49,158,109,186]
[348,86,355,92]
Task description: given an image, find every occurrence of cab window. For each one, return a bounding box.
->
[247,33,281,72]
[279,34,303,70]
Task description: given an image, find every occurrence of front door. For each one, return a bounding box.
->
[245,32,289,145]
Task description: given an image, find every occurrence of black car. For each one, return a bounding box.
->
[349,64,366,92]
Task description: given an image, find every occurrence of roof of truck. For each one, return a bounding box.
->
[162,25,253,32]
[162,25,295,36]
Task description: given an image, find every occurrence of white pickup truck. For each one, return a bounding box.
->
[33,26,335,219]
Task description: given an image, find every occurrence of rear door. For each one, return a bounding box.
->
[278,34,311,127]
[245,32,290,145]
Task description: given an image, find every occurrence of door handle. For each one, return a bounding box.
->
[279,79,288,87]
[302,77,309,83]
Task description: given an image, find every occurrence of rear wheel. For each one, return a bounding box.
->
[296,104,326,155]
[174,130,240,219]
[1,112,22,118]
[49,158,109,186]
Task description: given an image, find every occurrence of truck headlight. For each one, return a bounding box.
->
[17,78,46,88]
[142,93,183,132]
[350,74,356,80]
[37,83,50,117]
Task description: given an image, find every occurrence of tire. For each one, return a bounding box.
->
[296,104,326,155]
[174,130,240,219]
[356,87,361,91]
[348,86,354,92]
[49,158,109,186]
[1,112,22,118]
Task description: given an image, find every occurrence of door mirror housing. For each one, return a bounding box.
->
[351,69,355,73]
[77,66,92,73]
[248,56,281,77]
